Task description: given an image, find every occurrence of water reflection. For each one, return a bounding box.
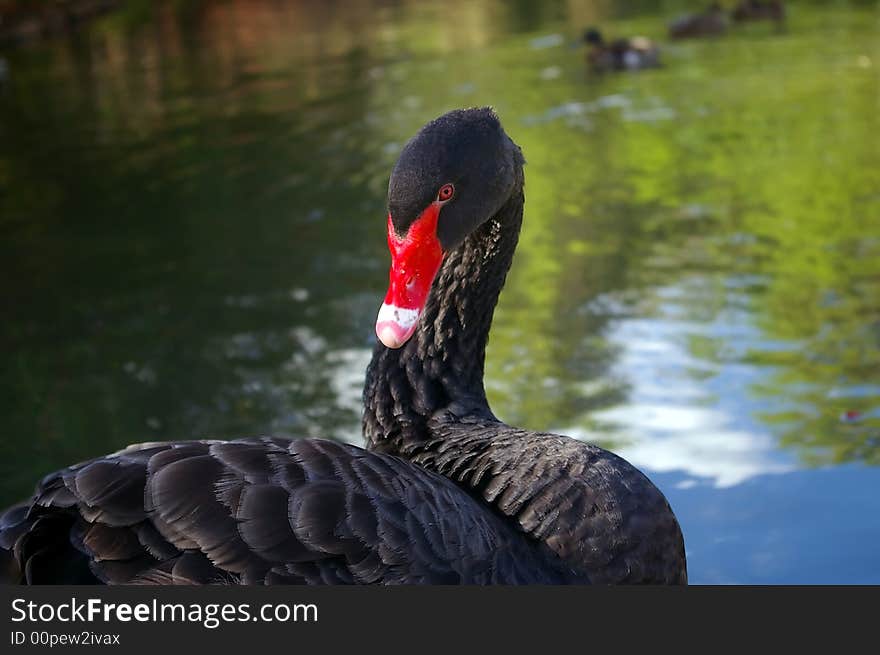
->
[1,0,879,583]
[569,288,797,488]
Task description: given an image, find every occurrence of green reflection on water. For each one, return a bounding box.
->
[1,0,879,506]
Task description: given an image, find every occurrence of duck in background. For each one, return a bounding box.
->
[583,28,661,72]
[668,3,728,40]
[731,1,786,25]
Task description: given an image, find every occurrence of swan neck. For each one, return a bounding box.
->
[362,190,524,452]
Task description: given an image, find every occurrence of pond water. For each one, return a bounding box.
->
[1,0,879,584]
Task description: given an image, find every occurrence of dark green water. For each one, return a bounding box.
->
[2,0,879,583]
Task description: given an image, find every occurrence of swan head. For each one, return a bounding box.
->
[376,107,522,349]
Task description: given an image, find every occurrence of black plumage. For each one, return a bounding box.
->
[1,107,687,585]
[2,438,569,584]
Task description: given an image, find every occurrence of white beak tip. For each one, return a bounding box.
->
[375,303,420,349]
[376,323,406,349]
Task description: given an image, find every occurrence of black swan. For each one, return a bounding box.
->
[0,108,687,585]
[583,28,661,72]
[668,3,728,40]
[731,1,785,24]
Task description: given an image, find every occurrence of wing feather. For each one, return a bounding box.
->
[1,437,554,584]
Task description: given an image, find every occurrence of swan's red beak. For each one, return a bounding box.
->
[376,204,444,349]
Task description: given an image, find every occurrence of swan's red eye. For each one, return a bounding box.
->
[437,183,455,202]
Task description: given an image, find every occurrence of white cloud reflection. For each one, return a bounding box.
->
[566,299,797,488]
[325,347,372,444]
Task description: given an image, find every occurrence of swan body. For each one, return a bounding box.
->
[731,1,785,23]
[668,4,728,40]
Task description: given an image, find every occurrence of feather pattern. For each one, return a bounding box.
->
[0,437,573,584]
[407,418,687,584]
